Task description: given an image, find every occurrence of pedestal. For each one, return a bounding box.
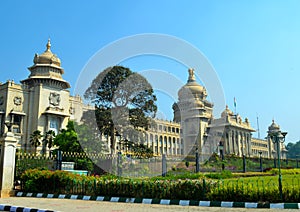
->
[0,132,17,198]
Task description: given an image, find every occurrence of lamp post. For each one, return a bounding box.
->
[258,151,263,172]
[219,141,224,171]
[4,121,12,133]
[269,130,287,200]
[195,147,200,173]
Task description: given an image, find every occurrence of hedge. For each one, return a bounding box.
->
[20,169,300,203]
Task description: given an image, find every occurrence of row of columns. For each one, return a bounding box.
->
[225,130,252,157]
[147,134,183,155]
[109,133,183,156]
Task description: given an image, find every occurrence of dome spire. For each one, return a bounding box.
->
[32,39,61,67]
[188,68,196,82]
[46,38,51,52]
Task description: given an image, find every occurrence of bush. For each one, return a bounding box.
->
[20,169,214,200]
[267,168,300,175]
[20,169,300,203]
[185,161,189,168]
[207,181,300,203]
[205,170,233,179]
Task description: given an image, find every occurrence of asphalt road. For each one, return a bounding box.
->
[0,197,296,212]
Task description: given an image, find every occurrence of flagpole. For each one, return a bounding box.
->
[234,97,237,115]
[256,114,260,139]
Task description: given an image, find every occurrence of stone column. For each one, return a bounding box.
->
[0,131,17,198]
[247,134,251,157]
[231,131,235,154]
[236,132,241,156]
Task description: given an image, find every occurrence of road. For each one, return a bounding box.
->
[0,197,296,212]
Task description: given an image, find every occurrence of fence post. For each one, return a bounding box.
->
[0,129,17,197]
[117,152,122,176]
[162,154,167,177]
[56,150,62,170]
[195,150,200,173]
[260,155,263,172]
[243,155,246,173]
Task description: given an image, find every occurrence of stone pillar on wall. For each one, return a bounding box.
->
[0,129,17,198]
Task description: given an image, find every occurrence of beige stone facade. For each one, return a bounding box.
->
[0,40,91,153]
[0,41,287,159]
[146,119,182,155]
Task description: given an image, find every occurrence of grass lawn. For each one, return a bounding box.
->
[219,172,300,194]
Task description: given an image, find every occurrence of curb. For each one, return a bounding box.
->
[16,192,300,209]
[0,203,55,212]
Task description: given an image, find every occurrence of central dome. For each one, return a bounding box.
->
[178,68,207,100]
[33,39,61,67]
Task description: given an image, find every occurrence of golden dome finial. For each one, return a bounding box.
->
[46,38,51,51]
[33,39,61,66]
[188,68,196,82]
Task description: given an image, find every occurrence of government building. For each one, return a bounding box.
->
[0,40,287,159]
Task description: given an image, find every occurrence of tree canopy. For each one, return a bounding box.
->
[83,66,157,154]
[54,121,82,153]
[286,141,300,159]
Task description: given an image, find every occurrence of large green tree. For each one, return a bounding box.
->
[286,141,300,159]
[84,66,157,154]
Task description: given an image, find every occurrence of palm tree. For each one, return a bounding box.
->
[42,130,56,155]
[29,130,42,155]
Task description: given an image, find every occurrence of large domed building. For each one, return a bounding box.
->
[0,41,287,159]
[0,40,92,152]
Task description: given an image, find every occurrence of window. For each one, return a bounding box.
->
[12,114,22,133]
[159,125,162,131]
[49,117,60,135]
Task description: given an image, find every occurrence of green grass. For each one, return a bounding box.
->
[222,174,300,189]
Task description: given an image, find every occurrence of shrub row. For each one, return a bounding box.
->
[20,169,213,200]
[208,182,300,203]
[267,168,300,175]
[20,169,300,203]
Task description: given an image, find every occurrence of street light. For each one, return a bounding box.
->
[269,130,287,200]
[219,141,225,171]
[4,120,12,133]
[258,151,263,172]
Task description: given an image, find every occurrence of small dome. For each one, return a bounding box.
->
[221,105,234,117]
[178,68,206,99]
[33,39,61,67]
[268,119,280,131]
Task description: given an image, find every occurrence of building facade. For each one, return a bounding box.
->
[0,40,91,152]
[0,41,287,159]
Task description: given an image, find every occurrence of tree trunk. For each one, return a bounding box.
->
[110,124,115,155]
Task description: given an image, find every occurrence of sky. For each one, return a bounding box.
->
[0,1,300,143]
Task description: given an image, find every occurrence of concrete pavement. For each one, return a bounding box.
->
[0,197,298,212]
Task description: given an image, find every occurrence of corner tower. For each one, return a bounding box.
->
[21,39,70,89]
[20,40,71,152]
[173,68,213,156]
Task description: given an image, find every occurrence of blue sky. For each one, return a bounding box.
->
[1,1,300,142]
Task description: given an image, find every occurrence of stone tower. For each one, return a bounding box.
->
[20,39,71,151]
[173,68,213,156]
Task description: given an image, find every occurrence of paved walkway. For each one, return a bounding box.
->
[0,197,298,212]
